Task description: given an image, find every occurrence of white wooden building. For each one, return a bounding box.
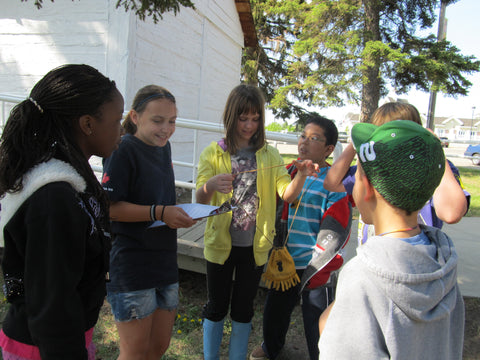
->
[0,0,257,181]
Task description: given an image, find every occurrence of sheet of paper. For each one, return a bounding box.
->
[149,203,233,228]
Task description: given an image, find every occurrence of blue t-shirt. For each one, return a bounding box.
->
[102,134,178,292]
[398,231,431,246]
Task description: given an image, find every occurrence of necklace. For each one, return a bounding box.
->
[378,225,419,237]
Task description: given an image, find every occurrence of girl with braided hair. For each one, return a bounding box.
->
[0,64,124,359]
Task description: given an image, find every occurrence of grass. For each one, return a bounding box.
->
[458,167,480,217]
[93,304,120,358]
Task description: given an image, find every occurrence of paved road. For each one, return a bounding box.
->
[443,218,480,298]
[442,143,479,169]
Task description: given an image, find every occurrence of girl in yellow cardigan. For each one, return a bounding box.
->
[196,84,317,360]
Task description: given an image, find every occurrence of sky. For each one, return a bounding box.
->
[267,0,480,125]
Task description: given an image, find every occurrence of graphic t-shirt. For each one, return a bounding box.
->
[230,146,257,247]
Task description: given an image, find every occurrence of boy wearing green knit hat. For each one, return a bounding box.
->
[319,120,464,360]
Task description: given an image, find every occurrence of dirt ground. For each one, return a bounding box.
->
[178,269,480,359]
[463,296,480,359]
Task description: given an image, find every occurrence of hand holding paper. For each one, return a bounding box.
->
[150,201,234,228]
[162,205,197,229]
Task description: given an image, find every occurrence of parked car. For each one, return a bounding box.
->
[439,137,449,148]
[338,131,349,143]
[464,144,480,165]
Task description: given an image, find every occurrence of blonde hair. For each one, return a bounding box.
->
[368,102,422,126]
[223,84,266,154]
[123,85,176,135]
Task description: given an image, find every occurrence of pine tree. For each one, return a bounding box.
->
[244,0,479,123]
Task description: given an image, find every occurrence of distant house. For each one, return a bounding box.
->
[434,116,479,141]
[0,0,257,181]
[340,111,478,141]
[342,112,360,131]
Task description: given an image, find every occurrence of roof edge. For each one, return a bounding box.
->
[235,0,258,48]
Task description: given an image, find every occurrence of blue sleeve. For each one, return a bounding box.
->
[419,160,471,228]
[447,160,471,213]
[342,165,357,195]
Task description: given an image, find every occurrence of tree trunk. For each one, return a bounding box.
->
[360,0,381,123]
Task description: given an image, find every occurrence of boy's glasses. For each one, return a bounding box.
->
[298,133,326,143]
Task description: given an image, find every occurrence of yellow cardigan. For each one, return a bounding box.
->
[196,141,291,266]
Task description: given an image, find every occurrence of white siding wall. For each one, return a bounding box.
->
[0,0,245,182]
[0,1,111,94]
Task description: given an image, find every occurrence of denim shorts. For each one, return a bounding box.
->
[107,283,179,322]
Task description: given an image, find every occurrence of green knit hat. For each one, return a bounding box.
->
[351,120,445,212]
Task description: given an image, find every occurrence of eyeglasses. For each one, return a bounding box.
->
[298,133,326,143]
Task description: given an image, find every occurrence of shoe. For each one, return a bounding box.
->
[249,345,268,360]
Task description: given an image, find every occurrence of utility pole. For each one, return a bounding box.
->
[471,106,476,140]
[426,1,448,130]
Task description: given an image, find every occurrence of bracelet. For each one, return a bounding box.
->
[161,205,166,222]
[150,204,157,222]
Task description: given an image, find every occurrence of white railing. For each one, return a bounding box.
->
[0,95,22,127]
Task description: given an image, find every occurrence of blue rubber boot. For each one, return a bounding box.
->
[229,320,252,360]
[203,318,225,360]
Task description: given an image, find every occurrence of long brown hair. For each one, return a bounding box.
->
[223,84,266,154]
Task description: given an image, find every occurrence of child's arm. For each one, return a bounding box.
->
[319,300,335,336]
[432,160,468,224]
[109,201,196,229]
[282,159,318,203]
[196,174,235,204]
[323,143,356,192]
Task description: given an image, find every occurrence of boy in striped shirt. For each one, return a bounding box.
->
[251,115,347,360]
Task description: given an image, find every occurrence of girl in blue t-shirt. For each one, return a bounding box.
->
[102,85,196,359]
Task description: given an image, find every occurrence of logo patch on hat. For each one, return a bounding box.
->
[359,141,376,162]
